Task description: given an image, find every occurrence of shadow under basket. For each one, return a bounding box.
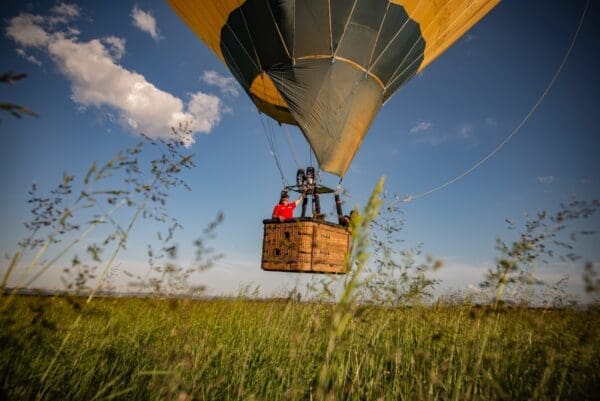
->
[261,218,350,274]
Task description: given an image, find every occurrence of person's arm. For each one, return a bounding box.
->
[294,190,306,206]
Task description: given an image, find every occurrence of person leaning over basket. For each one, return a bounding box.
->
[272,190,304,222]
[341,210,358,231]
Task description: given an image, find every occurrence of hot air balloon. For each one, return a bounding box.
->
[168,0,500,273]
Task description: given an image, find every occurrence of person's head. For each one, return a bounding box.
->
[279,191,289,204]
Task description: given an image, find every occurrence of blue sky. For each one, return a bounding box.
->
[1,1,599,299]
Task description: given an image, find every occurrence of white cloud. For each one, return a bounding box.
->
[485,117,497,126]
[131,6,161,41]
[51,3,80,19]
[409,121,432,134]
[102,36,125,60]
[6,13,49,47]
[458,123,474,139]
[201,70,240,97]
[6,9,224,145]
[16,48,42,66]
[187,92,223,132]
[536,176,556,184]
[409,121,450,146]
[47,3,81,26]
[409,121,482,146]
[66,26,80,37]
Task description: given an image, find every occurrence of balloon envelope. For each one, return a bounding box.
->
[169,0,500,176]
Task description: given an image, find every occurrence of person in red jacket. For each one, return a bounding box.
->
[272,191,304,221]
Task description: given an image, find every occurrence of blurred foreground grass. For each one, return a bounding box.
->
[1,295,598,400]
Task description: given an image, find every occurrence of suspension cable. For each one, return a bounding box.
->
[283,124,301,169]
[259,114,287,187]
[402,0,589,203]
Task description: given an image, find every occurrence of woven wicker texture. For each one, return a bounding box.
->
[262,220,350,274]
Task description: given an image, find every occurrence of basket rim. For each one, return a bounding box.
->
[263,218,348,230]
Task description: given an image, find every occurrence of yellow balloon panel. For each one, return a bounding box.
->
[167,0,243,63]
[391,0,500,72]
[250,73,290,109]
[250,73,296,125]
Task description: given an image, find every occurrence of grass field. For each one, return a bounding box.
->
[1,177,598,400]
[1,295,598,400]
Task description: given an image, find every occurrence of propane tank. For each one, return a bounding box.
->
[296,168,305,187]
[301,195,308,217]
[314,191,321,216]
[306,166,315,186]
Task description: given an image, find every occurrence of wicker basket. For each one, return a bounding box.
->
[261,218,350,274]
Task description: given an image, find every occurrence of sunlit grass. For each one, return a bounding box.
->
[1,295,598,400]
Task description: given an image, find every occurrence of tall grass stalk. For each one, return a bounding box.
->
[1,187,118,312]
[36,151,181,397]
[36,200,143,399]
[316,177,384,400]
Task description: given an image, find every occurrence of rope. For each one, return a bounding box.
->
[333,0,359,59]
[402,0,589,203]
[264,0,292,60]
[283,124,301,169]
[259,114,287,187]
[337,185,363,212]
